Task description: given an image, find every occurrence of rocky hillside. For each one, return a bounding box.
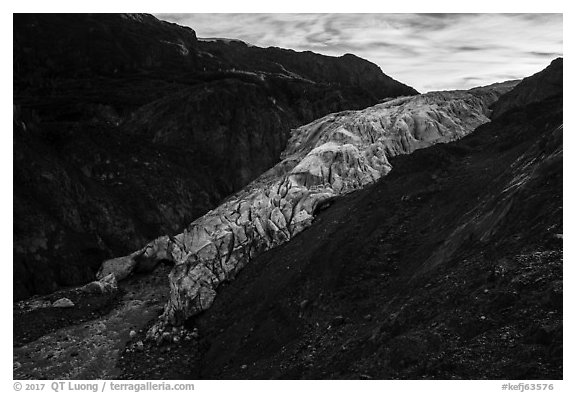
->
[491,58,563,118]
[195,38,417,99]
[13,13,417,300]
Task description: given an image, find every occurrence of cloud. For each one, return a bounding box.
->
[155,13,563,92]
[529,51,564,58]
[453,46,493,52]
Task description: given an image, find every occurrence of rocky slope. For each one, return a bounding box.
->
[491,58,563,118]
[95,82,517,337]
[13,13,417,300]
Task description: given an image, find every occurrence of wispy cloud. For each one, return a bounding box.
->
[156,13,563,92]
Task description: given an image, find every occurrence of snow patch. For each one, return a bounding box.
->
[198,37,254,47]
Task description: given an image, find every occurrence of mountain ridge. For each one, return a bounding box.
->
[13,13,417,300]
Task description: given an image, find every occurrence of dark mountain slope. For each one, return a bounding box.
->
[170,61,563,379]
[195,38,418,98]
[491,57,562,118]
[13,13,200,79]
[13,13,417,300]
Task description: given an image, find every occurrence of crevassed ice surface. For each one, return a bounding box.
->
[97,90,496,336]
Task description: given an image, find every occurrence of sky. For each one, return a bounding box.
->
[155,13,563,92]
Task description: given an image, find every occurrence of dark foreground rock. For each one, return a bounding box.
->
[13,264,172,379]
[13,285,122,348]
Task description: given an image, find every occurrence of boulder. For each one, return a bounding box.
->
[97,250,143,281]
[81,273,118,294]
[52,298,74,308]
